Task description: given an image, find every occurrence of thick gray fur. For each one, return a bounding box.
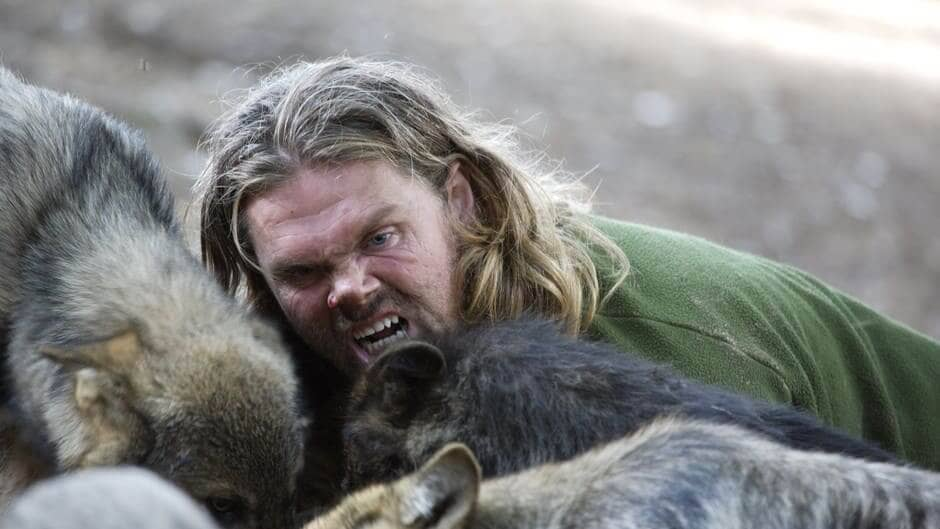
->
[343,318,894,490]
[475,418,940,529]
[311,417,940,529]
[0,67,303,529]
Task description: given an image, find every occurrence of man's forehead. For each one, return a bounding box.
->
[264,203,403,270]
[292,159,419,191]
[249,199,399,257]
[262,159,437,214]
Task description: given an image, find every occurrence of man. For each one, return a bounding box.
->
[195,56,940,469]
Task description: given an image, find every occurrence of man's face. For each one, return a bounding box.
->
[245,160,465,376]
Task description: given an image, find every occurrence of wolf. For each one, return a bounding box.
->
[0,467,221,529]
[0,67,304,528]
[310,417,940,529]
[341,317,895,489]
[0,408,53,506]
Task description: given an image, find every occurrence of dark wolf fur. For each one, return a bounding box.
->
[342,317,895,489]
[312,417,940,529]
[0,409,53,505]
[0,467,221,529]
[0,67,303,529]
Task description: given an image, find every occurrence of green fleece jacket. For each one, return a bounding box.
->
[586,216,940,469]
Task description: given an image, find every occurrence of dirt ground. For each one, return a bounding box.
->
[1,0,938,338]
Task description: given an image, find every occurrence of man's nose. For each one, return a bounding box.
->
[326,261,379,311]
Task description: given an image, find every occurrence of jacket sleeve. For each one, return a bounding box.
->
[584,216,940,469]
[588,313,798,409]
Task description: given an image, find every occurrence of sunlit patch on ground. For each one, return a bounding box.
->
[587,0,940,85]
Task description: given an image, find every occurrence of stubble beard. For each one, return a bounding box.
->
[297,287,457,377]
[300,218,465,376]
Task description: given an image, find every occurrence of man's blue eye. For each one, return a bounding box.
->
[370,233,391,246]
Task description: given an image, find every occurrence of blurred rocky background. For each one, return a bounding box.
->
[0,0,937,338]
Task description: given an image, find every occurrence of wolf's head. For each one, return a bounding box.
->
[41,318,305,529]
[342,340,448,491]
[306,443,480,529]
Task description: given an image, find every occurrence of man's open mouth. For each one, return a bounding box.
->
[353,315,409,354]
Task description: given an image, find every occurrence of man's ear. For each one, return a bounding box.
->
[396,443,481,529]
[445,161,476,223]
[369,341,446,413]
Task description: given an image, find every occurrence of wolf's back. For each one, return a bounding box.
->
[0,67,176,324]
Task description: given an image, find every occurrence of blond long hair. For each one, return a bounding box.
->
[195,56,628,334]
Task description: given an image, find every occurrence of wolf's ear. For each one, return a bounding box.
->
[372,341,446,384]
[39,330,142,374]
[40,331,151,468]
[67,368,150,468]
[370,341,446,413]
[397,443,481,529]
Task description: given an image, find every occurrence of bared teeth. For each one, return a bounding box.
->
[353,316,407,348]
[360,328,408,354]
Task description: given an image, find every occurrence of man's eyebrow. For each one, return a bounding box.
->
[268,204,399,279]
[270,262,329,281]
[359,204,399,234]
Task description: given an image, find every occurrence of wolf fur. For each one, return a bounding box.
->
[311,417,940,529]
[0,67,303,528]
[0,467,222,529]
[0,408,53,506]
[342,317,894,490]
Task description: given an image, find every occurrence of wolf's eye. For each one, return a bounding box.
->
[209,497,235,512]
[204,496,244,526]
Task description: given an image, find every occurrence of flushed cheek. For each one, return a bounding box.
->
[409,251,455,296]
[370,261,433,305]
[276,285,327,328]
[377,264,456,327]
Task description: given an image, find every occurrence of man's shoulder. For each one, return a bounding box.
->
[588,215,757,265]
[584,215,781,301]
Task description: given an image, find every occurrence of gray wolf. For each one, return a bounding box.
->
[311,417,940,529]
[0,67,303,529]
[0,408,52,507]
[342,317,894,489]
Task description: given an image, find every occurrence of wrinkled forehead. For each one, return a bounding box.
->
[261,160,436,206]
[243,160,446,265]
